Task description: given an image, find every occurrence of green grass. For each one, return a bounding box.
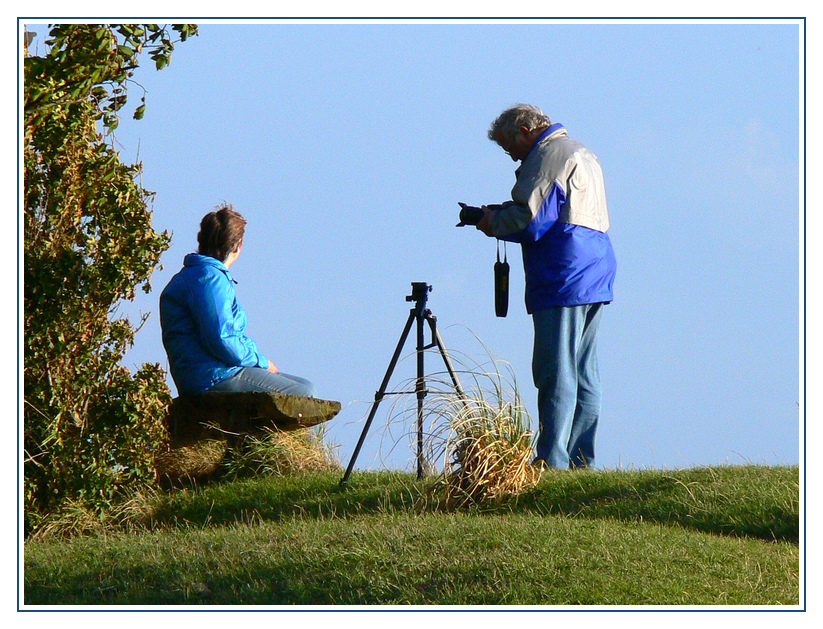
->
[23,465,800,606]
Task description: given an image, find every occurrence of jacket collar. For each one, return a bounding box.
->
[184,253,236,282]
[527,123,566,158]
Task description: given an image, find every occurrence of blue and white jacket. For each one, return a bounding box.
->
[159,253,268,396]
[488,124,616,313]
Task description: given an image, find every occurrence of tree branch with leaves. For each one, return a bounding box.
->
[23,23,198,534]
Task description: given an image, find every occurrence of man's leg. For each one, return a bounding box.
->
[532,307,582,468]
[567,303,604,468]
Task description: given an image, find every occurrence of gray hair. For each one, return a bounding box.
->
[488,104,552,143]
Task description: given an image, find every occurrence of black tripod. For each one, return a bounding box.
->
[340,282,465,486]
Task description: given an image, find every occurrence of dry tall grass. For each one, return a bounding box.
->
[29,426,339,538]
[154,438,228,480]
[375,338,541,508]
[429,396,540,507]
[27,488,161,539]
[221,426,340,479]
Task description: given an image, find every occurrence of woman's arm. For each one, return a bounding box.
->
[188,269,269,369]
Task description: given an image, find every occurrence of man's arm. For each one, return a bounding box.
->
[478,156,555,239]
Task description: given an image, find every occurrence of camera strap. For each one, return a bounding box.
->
[494,240,509,318]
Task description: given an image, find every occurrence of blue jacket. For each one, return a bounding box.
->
[488,124,616,312]
[159,253,268,395]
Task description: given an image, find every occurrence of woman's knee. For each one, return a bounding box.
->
[288,375,317,398]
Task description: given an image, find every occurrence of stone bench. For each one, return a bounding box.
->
[155,391,341,483]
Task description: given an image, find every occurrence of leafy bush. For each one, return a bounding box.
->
[23,24,197,534]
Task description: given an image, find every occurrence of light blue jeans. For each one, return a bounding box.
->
[211,367,317,398]
[532,304,604,468]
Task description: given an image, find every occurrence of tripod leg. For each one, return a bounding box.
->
[416,307,426,480]
[340,310,416,487]
[427,315,467,399]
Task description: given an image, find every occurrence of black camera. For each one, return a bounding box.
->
[456,202,483,227]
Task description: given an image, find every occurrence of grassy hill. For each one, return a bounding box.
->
[23,464,799,606]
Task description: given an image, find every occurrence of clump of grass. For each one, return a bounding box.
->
[154,438,228,481]
[381,332,541,508]
[26,499,106,540]
[154,422,339,484]
[31,427,339,538]
[220,426,340,480]
[27,488,161,540]
[428,390,539,508]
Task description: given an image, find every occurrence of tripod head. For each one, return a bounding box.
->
[406,282,432,311]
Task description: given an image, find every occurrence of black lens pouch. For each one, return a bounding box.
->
[494,241,509,317]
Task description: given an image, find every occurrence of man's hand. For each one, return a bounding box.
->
[457,202,494,236]
[267,359,279,374]
[477,207,494,237]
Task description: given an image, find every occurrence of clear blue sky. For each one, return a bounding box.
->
[33,20,801,473]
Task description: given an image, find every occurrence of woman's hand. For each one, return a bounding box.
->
[267,359,279,374]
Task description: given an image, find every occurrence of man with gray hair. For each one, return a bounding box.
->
[458,104,617,469]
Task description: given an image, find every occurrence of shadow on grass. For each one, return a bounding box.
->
[148,471,423,529]
[146,466,799,544]
[509,466,799,543]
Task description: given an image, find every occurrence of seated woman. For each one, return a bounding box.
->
[159,203,316,398]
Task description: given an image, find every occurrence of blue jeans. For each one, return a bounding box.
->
[210,367,317,398]
[532,304,604,468]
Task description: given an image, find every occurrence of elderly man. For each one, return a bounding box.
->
[459,104,616,469]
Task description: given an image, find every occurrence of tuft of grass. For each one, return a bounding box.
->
[27,488,161,540]
[220,426,340,480]
[426,347,539,507]
[154,438,227,480]
[373,339,540,506]
[29,426,340,539]
[427,394,539,508]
